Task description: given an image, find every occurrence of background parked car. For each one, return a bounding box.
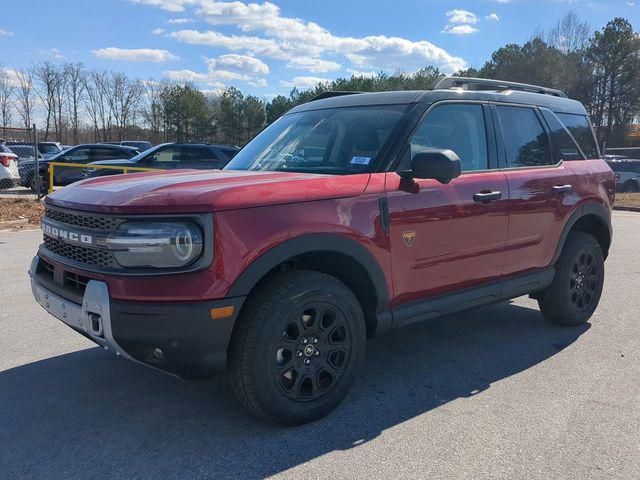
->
[6,141,63,159]
[606,158,640,192]
[20,144,139,191]
[6,144,40,163]
[84,142,240,178]
[0,144,20,189]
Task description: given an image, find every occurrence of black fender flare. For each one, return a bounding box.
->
[551,201,612,264]
[226,233,390,312]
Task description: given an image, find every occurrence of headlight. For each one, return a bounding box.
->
[105,221,203,268]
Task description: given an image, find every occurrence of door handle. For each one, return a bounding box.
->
[473,191,502,203]
[553,184,573,194]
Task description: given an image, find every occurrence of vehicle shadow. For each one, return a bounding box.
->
[0,300,588,479]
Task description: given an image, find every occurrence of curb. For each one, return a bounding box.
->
[613,206,640,213]
[0,218,29,230]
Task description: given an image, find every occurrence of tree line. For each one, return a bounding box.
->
[0,12,638,148]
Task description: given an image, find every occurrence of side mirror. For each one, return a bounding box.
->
[409,149,462,184]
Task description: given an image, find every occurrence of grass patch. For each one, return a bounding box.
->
[0,198,45,227]
[616,193,640,209]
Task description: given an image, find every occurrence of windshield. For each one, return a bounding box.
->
[224,105,408,174]
[128,144,169,163]
[39,143,61,154]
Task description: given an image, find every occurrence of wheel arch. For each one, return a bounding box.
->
[552,202,612,264]
[226,234,391,337]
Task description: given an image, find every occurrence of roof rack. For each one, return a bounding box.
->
[433,76,567,98]
[308,91,363,102]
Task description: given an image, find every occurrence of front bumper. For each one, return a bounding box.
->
[30,255,244,378]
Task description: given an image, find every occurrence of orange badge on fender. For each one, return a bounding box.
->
[402,230,417,247]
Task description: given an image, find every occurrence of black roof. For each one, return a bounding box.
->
[289,77,587,116]
[75,143,139,150]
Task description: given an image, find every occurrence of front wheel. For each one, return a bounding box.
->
[538,232,604,326]
[228,270,366,425]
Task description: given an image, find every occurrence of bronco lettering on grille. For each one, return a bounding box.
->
[41,221,93,246]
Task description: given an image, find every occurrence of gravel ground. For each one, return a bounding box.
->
[0,212,638,480]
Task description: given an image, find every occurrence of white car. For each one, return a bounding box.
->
[606,159,640,193]
[0,144,19,190]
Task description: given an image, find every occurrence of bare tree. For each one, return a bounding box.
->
[31,62,62,140]
[13,69,34,130]
[0,68,15,129]
[102,72,143,140]
[64,63,86,144]
[141,80,165,143]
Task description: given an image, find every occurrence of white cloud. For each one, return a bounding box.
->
[164,68,208,82]
[1,67,21,87]
[0,28,13,37]
[167,17,192,24]
[485,13,500,21]
[49,48,65,59]
[92,47,178,62]
[208,53,269,75]
[442,24,479,35]
[165,53,268,88]
[446,9,478,24]
[627,1,635,6]
[280,76,331,89]
[166,1,466,73]
[129,0,197,12]
[152,27,165,35]
[492,0,511,3]
[286,57,341,73]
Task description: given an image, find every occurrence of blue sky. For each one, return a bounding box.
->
[0,0,638,98]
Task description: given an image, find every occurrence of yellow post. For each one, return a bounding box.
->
[48,165,54,194]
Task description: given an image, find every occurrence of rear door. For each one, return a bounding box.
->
[494,104,578,276]
[386,102,509,304]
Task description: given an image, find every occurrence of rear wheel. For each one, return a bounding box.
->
[228,270,366,425]
[538,232,604,326]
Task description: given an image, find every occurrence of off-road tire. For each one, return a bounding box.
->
[538,232,604,326]
[228,270,366,425]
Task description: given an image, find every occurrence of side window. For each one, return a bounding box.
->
[221,148,239,159]
[146,146,183,163]
[540,110,584,161]
[63,148,90,163]
[91,148,127,161]
[185,146,219,163]
[496,106,552,168]
[556,113,599,159]
[410,103,488,171]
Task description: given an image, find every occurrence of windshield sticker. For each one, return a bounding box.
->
[350,156,371,165]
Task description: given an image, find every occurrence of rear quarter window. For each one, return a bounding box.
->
[556,113,599,159]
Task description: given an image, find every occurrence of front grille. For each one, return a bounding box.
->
[44,206,120,232]
[39,258,55,279]
[64,271,90,296]
[43,236,117,268]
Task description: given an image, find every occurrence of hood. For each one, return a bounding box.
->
[45,169,371,214]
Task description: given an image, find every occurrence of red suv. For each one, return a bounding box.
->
[30,77,614,425]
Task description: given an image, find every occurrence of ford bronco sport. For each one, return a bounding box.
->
[30,77,614,425]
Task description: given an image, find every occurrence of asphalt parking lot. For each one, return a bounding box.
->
[1,211,638,480]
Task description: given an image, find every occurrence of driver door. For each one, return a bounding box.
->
[386,102,509,306]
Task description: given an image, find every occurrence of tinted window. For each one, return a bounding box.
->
[410,103,488,171]
[540,110,583,161]
[496,106,552,167]
[225,105,406,174]
[62,148,91,163]
[38,143,61,154]
[556,113,599,159]
[145,146,183,163]
[185,146,219,162]
[221,148,239,159]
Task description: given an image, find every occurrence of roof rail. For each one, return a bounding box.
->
[433,76,567,98]
[308,91,363,102]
